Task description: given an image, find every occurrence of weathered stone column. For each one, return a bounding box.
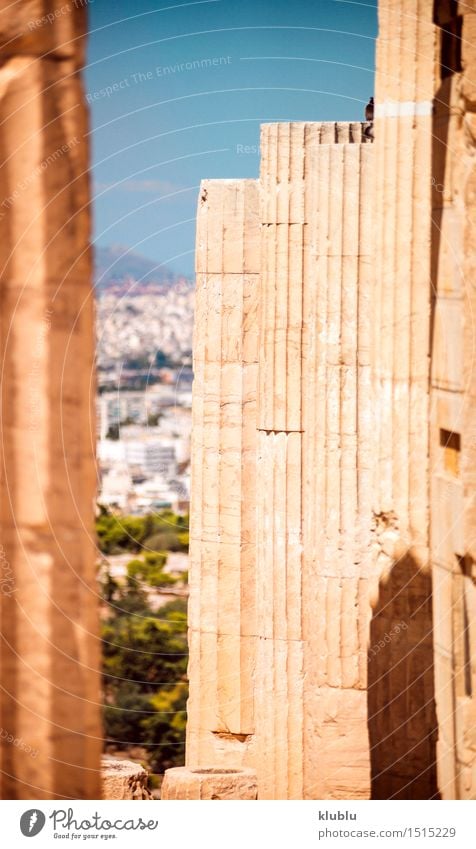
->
[256,122,374,799]
[430,0,476,800]
[302,123,374,800]
[373,0,436,542]
[255,123,306,800]
[0,2,101,798]
[173,0,476,803]
[185,179,260,772]
[370,0,439,799]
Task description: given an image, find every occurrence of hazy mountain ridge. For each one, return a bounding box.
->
[94,245,192,295]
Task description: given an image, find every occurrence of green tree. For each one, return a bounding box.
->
[126,554,177,589]
[142,682,188,773]
[96,510,189,555]
[102,597,188,772]
[98,509,189,773]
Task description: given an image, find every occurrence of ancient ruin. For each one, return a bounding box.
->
[184,125,376,800]
[0,0,474,801]
[165,0,476,800]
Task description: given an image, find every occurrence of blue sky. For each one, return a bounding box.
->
[86,0,377,276]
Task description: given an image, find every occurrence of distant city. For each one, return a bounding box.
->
[95,246,194,516]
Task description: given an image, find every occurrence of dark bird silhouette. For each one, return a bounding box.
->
[365,96,374,122]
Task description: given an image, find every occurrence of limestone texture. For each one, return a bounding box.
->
[370,0,439,800]
[186,179,259,772]
[181,0,476,802]
[102,757,152,800]
[161,767,257,800]
[257,122,374,800]
[180,124,377,801]
[429,0,476,801]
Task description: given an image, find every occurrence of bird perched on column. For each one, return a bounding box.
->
[364,96,374,140]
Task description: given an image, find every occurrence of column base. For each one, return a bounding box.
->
[161,766,258,799]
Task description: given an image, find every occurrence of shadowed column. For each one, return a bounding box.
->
[370,0,439,800]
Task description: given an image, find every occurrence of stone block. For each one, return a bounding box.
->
[432,298,464,392]
[102,757,152,800]
[161,766,257,800]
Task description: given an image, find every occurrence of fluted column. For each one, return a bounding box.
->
[256,123,306,800]
[301,124,374,800]
[186,179,260,769]
[370,0,439,799]
[430,0,476,801]
[256,122,374,799]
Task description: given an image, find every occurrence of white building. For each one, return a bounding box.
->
[124,439,176,477]
[99,468,132,510]
[134,475,178,512]
[96,391,148,437]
